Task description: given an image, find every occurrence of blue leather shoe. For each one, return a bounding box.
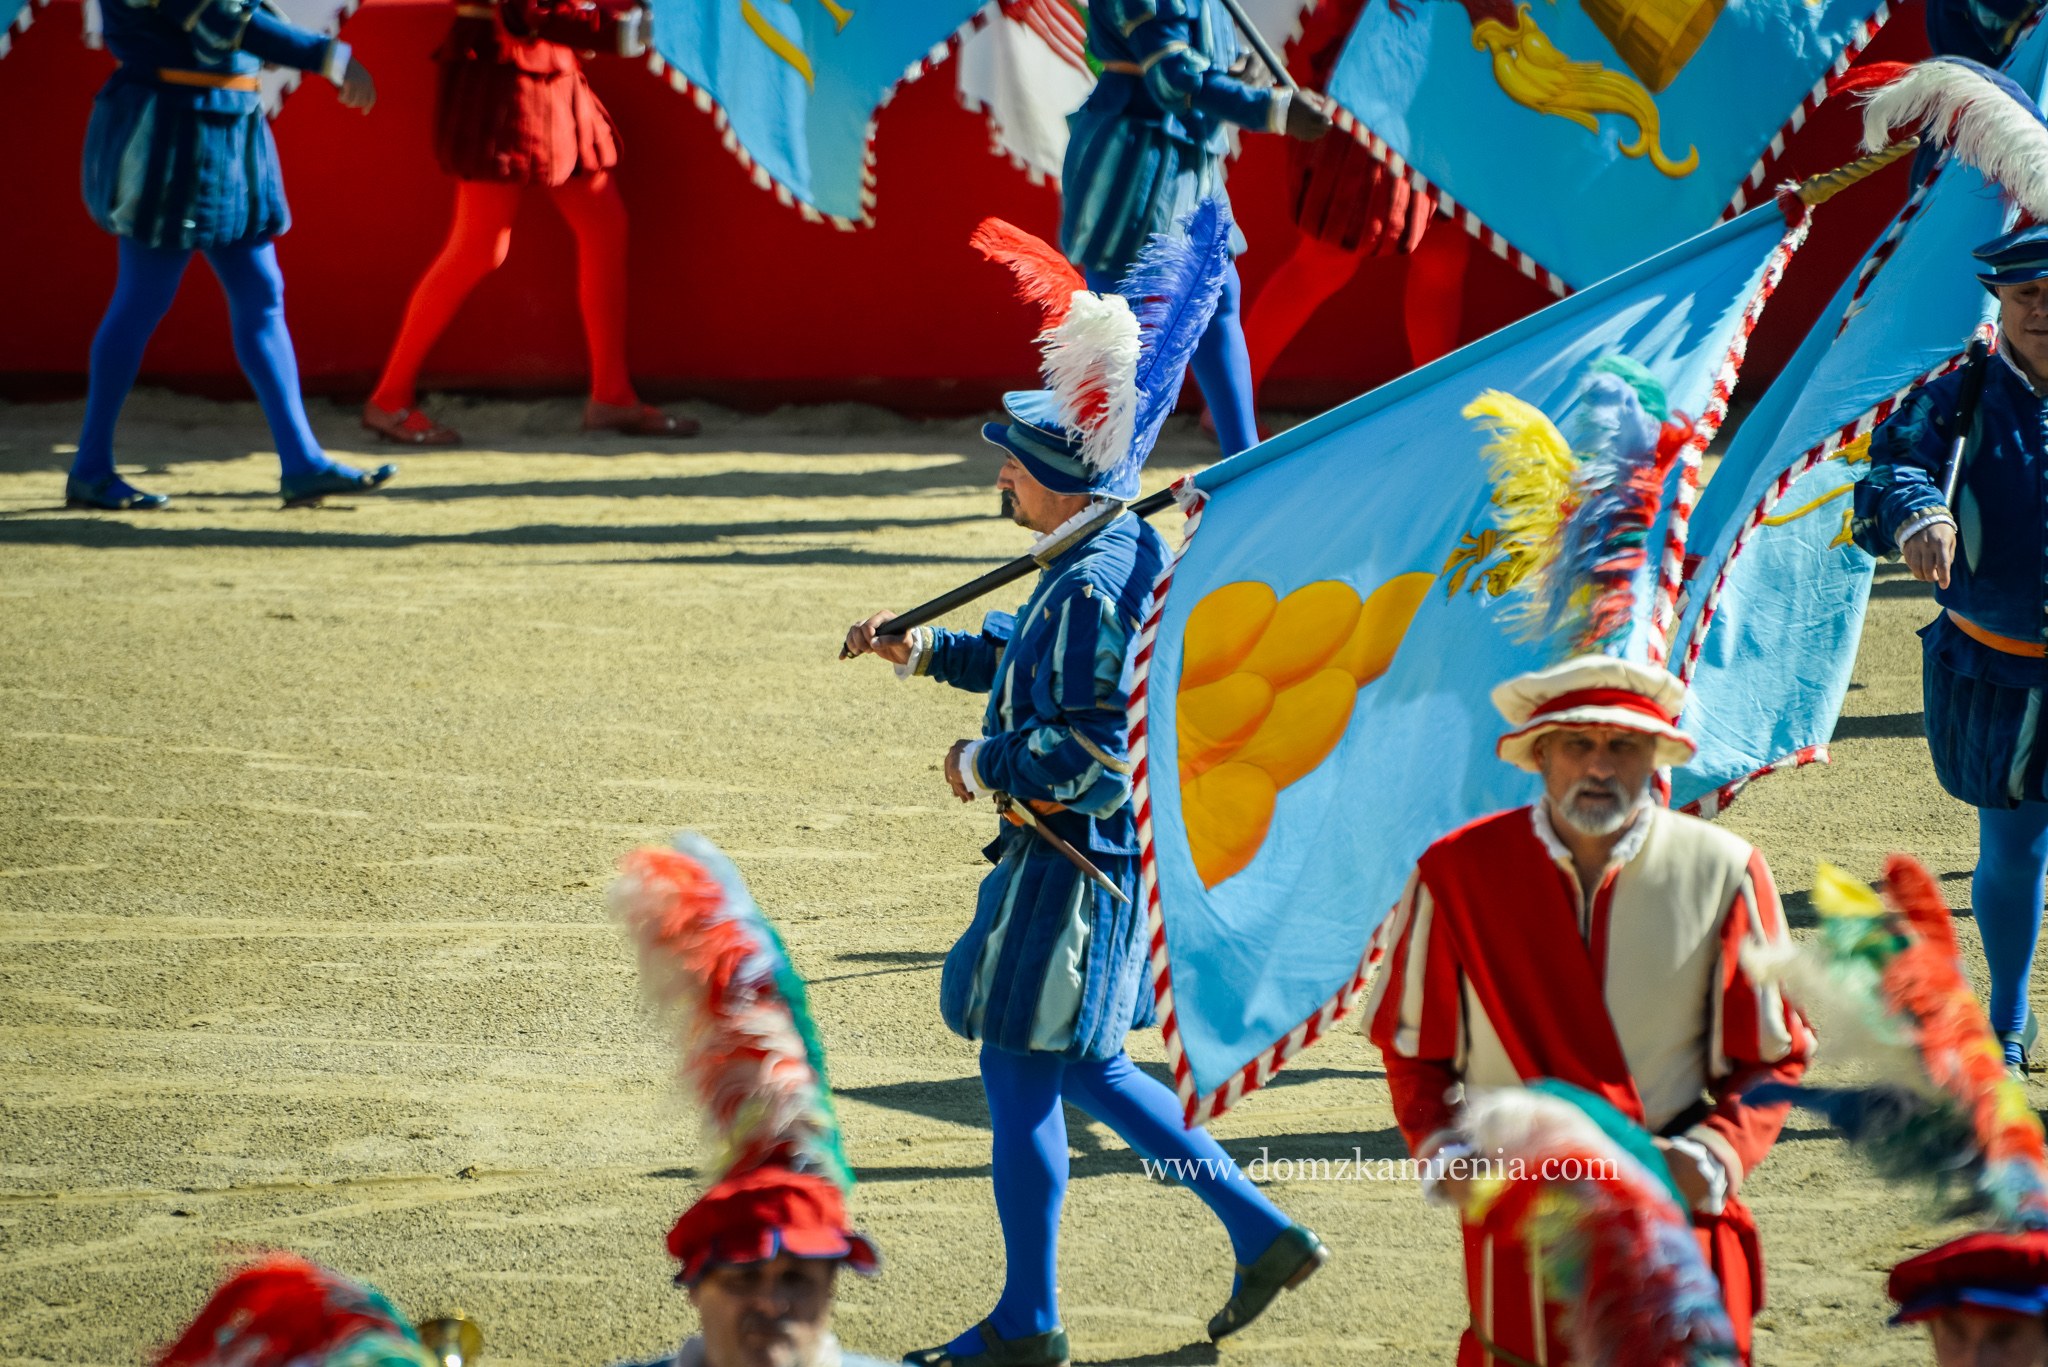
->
[66,475,168,511]
[279,462,397,508]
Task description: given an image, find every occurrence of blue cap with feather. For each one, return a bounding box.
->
[1859,55,2048,288]
[977,198,1236,500]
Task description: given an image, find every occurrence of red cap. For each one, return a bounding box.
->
[666,1167,880,1286]
[1888,1232,2048,1324]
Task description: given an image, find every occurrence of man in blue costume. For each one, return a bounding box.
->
[70,0,397,509]
[1063,0,1333,457]
[1929,0,2043,64]
[843,209,1324,1367]
[1854,225,2048,1075]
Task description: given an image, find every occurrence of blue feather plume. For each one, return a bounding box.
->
[1112,198,1236,488]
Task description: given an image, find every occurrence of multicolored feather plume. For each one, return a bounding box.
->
[1466,1084,1740,1367]
[156,1255,430,1367]
[1117,197,1236,477]
[610,832,852,1192]
[1859,58,2048,219]
[1746,854,2048,1230]
[970,217,1087,334]
[1464,356,1689,654]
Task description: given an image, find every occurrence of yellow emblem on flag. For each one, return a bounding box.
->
[1176,573,1434,889]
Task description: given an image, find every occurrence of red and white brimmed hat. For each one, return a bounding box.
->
[1492,655,1695,772]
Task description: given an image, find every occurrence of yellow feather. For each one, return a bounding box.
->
[1462,390,1577,618]
[1812,862,1886,919]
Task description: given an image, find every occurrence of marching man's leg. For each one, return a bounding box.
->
[1061,1052,1322,1339]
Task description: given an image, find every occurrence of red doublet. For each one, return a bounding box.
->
[432,0,627,185]
[1366,805,1813,1366]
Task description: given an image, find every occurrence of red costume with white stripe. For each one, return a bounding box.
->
[1366,799,1812,1366]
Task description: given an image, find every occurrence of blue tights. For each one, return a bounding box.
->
[1086,262,1258,457]
[1976,802,2048,1063]
[75,237,355,490]
[952,1045,1289,1353]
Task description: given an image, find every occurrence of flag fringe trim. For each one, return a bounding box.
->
[1324,106,1571,298]
[644,0,999,230]
[1678,744,1830,818]
[1648,211,1810,661]
[1322,1,1888,295]
[1676,344,1978,684]
[1719,2,1894,221]
[1133,211,1809,1127]
[0,0,51,60]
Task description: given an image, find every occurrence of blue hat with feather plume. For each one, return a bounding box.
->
[973,199,1236,500]
[1859,56,2048,288]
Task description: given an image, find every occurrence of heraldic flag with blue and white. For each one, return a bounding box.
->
[1670,27,2048,814]
[1135,202,1808,1124]
[1325,0,1890,292]
[647,0,985,226]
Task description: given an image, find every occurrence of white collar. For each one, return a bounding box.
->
[1996,331,2048,398]
[1028,499,1122,558]
[1530,790,1655,873]
[663,1335,846,1367]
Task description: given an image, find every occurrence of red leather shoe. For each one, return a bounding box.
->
[582,400,700,438]
[362,402,462,447]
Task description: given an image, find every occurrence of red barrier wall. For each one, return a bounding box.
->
[0,0,1925,414]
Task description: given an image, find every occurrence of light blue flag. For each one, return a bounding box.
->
[0,0,42,58]
[1136,206,1801,1121]
[1326,0,1889,291]
[1668,27,2048,813]
[646,0,985,227]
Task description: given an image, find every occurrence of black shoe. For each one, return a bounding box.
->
[902,1321,1070,1367]
[65,474,168,511]
[1208,1224,1327,1341]
[280,462,396,507]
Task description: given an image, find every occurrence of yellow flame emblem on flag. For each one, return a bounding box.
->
[740,0,854,88]
[1176,573,1434,889]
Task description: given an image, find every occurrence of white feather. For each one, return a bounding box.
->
[1862,61,2048,219]
[1039,291,1140,476]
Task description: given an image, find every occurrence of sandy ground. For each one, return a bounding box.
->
[0,391,2032,1367]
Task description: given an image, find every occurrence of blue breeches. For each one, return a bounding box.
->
[1086,262,1258,458]
[961,1044,1288,1349]
[75,237,330,484]
[1976,802,2048,1062]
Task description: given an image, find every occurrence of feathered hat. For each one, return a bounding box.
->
[610,832,878,1286]
[1889,1230,2048,1324]
[1461,353,1701,768]
[1745,855,2048,1231]
[1855,54,2048,289]
[971,200,1236,500]
[155,1255,436,1367]
[1463,1082,1741,1367]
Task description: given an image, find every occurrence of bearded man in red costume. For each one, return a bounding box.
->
[1365,654,1813,1366]
[360,0,694,445]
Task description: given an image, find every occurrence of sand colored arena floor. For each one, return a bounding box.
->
[0,391,2034,1366]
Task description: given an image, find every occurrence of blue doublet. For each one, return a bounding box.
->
[913,513,1168,1060]
[1927,0,2041,63]
[1060,0,1270,276]
[83,0,335,250]
[1855,354,2048,806]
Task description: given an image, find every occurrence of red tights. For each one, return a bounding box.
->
[1244,225,1473,397]
[370,172,638,412]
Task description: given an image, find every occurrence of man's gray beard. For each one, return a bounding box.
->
[1556,778,1645,837]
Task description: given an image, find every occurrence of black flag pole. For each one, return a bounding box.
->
[1212,0,1298,90]
[838,486,1181,659]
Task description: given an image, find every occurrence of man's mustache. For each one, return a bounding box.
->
[739,1313,798,1338]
